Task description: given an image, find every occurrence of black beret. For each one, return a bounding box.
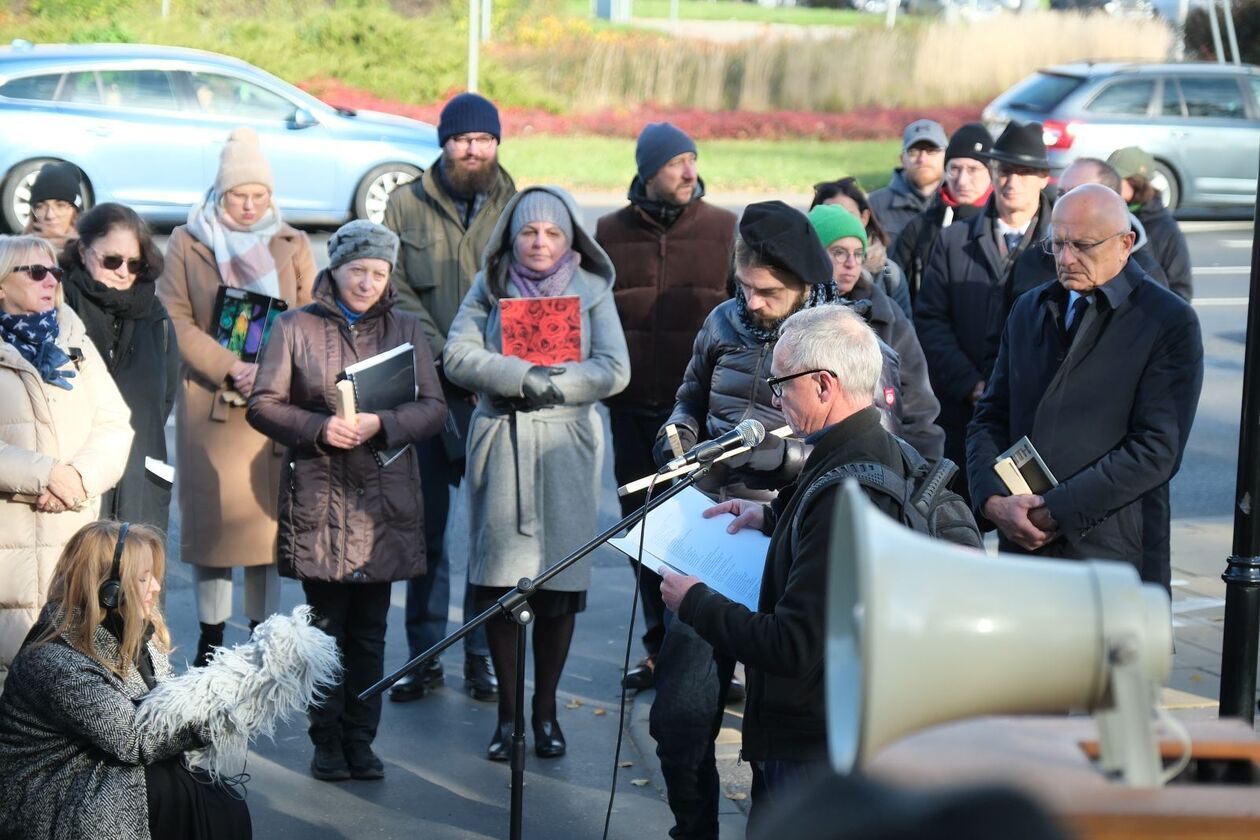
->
[738,200,833,286]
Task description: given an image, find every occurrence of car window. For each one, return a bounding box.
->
[0,73,63,102]
[1085,79,1155,116]
[1004,72,1085,113]
[97,69,179,111]
[1179,76,1246,119]
[1160,78,1184,117]
[1250,77,1260,114]
[188,72,295,121]
[61,71,102,105]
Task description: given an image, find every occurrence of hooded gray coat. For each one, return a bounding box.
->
[443,187,630,591]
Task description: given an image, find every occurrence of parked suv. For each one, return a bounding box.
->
[983,61,1260,210]
[0,41,441,231]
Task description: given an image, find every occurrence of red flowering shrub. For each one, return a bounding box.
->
[301,78,983,142]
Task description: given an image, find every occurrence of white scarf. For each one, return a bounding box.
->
[186,188,283,299]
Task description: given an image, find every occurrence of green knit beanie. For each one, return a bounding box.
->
[807,204,868,250]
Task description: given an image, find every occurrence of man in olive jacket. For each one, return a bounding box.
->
[595,122,736,691]
[382,92,516,703]
[660,304,905,826]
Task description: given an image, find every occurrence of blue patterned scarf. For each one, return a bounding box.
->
[734,280,842,343]
[0,308,76,389]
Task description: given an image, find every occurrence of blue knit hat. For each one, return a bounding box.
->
[438,92,502,146]
[635,122,698,183]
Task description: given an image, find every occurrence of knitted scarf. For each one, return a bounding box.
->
[508,250,579,298]
[628,176,706,230]
[734,280,841,344]
[186,188,282,299]
[940,182,993,209]
[0,308,75,389]
[64,266,156,370]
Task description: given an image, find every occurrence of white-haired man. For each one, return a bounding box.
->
[659,304,908,824]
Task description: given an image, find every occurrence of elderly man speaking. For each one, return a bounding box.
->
[659,304,910,825]
[966,184,1203,590]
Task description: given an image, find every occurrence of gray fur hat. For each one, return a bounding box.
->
[509,190,574,244]
[327,219,399,270]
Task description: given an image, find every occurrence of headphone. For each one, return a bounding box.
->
[98,521,130,610]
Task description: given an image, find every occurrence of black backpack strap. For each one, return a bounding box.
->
[790,461,909,549]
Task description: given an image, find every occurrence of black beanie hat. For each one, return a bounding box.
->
[945,122,994,164]
[635,122,698,182]
[438,92,501,146]
[29,162,81,206]
[738,200,833,286]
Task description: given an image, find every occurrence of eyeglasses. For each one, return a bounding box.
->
[766,368,835,398]
[1040,230,1128,257]
[94,253,146,274]
[448,133,497,150]
[12,264,64,283]
[905,146,944,159]
[827,247,866,265]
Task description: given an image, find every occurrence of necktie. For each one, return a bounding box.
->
[1064,295,1089,344]
[1003,231,1023,254]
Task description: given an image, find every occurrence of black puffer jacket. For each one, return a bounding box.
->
[845,273,944,463]
[1136,197,1193,302]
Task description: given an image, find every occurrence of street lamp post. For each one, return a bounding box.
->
[1218,149,1260,725]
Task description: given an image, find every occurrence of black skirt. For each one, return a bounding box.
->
[471,585,587,619]
[145,758,251,840]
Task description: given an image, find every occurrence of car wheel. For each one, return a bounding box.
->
[354,163,421,225]
[2,158,91,234]
[1151,160,1179,211]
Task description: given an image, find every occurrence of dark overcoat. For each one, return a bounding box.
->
[966,262,1203,570]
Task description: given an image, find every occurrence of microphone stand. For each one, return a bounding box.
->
[360,462,715,840]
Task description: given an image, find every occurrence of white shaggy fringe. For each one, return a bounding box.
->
[136,605,341,780]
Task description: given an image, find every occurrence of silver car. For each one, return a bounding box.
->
[0,42,441,230]
[982,61,1260,210]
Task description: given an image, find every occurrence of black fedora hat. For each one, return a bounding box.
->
[981,121,1050,171]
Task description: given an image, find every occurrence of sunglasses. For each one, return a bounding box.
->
[13,264,65,283]
[95,253,146,275]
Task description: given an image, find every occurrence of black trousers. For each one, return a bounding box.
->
[608,403,673,658]
[303,580,392,746]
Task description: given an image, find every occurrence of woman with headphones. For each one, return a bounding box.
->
[0,520,251,840]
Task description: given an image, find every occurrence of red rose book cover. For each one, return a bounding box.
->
[499,295,582,365]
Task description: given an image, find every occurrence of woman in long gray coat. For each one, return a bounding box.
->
[444,186,629,761]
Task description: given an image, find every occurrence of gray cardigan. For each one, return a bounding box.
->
[0,624,200,840]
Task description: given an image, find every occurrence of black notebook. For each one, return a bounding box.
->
[339,343,417,468]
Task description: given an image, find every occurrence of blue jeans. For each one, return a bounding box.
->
[649,611,736,840]
[404,438,488,659]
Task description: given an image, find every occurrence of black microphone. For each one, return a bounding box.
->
[661,419,766,473]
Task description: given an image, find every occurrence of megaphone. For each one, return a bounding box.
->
[826,480,1176,786]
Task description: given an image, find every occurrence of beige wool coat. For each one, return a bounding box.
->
[157,223,315,569]
[0,304,133,682]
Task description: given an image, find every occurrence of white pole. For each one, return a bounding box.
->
[884,0,897,30]
[161,0,169,17]
[670,0,679,26]
[481,0,492,43]
[1207,0,1226,64]
[1221,0,1241,64]
[468,0,480,92]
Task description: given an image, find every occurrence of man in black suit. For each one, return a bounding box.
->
[966,185,1203,584]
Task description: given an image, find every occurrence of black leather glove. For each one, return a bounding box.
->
[652,425,698,469]
[521,365,565,411]
[724,432,786,472]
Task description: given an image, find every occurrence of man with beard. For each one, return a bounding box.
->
[967,185,1202,591]
[868,119,948,241]
[891,123,993,303]
[647,201,830,840]
[914,122,1055,497]
[382,92,516,704]
[595,122,736,694]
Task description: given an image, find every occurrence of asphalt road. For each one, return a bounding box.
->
[151,209,1252,838]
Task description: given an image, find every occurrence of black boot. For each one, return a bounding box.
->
[193,622,225,668]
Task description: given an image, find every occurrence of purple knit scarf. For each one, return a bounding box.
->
[507,250,579,298]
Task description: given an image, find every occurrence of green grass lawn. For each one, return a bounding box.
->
[502,135,899,193]
[564,0,883,25]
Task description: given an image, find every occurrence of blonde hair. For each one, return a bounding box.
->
[0,235,63,307]
[37,520,171,677]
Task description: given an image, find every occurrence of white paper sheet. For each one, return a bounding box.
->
[145,457,175,484]
[609,486,770,612]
